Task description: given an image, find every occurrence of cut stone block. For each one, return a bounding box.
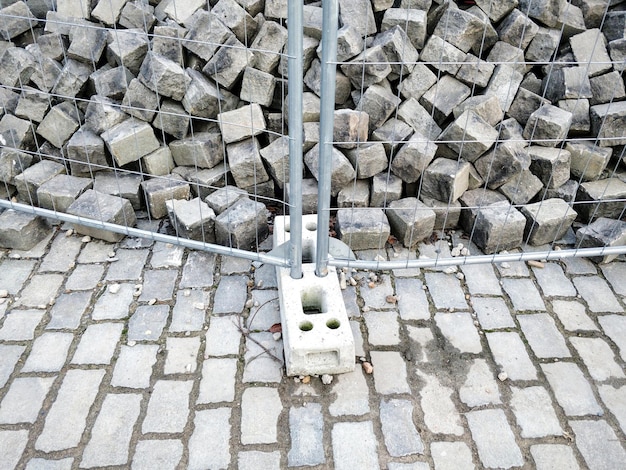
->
[371,118,413,155]
[333,110,369,150]
[28,52,62,92]
[0,45,35,88]
[390,134,436,184]
[0,2,37,40]
[459,188,509,233]
[211,0,258,44]
[14,87,50,123]
[152,100,190,140]
[67,189,136,242]
[215,198,269,250]
[438,110,498,162]
[66,129,108,176]
[484,65,524,113]
[152,25,185,66]
[121,78,159,122]
[474,141,530,189]
[589,71,626,106]
[218,103,266,144]
[259,136,290,189]
[227,137,270,189]
[90,66,133,100]
[52,58,92,98]
[420,35,466,75]
[183,10,233,61]
[0,114,34,150]
[433,7,488,53]
[507,87,550,127]
[142,146,175,177]
[397,98,442,141]
[139,52,190,101]
[336,208,390,251]
[205,185,248,215]
[557,98,590,133]
[545,179,579,203]
[169,132,223,170]
[542,67,592,102]
[56,0,91,19]
[498,9,539,50]
[557,5,586,39]
[486,41,528,75]
[249,20,287,73]
[203,36,255,90]
[372,25,419,77]
[166,197,216,242]
[344,142,388,180]
[37,102,82,149]
[142,175,191,219]
[519,0,564,28]
[91,0,127,25]
[356,84,401,133]
[420,75,471,125]
[240,67,276,107]
[398,63,437,101]
[370,172,403,208]
[0,210,48,250]
[381,8,427,50]
[526,27,561,63]
[101,119,160,167]
[37,174,93,212]
[334,25,364,62]
[387,197,436,248]
[421,196,462,230]
[421,158,471,203]
[287,178,318,214]
[174,165,230,200]
[528,146,571,189]
[570,28,612,77]
[566,140,612,182]
[499,170,544,205]
[337,180,370,208]
[107,28,149,75]
[36,33,66,62]
[304,144,356,198]
[0,87,19,117]
[590,101,626,147]
[521,198,577,246]
[523,104,572,147]
[0,148,33,185]
[67,22,107,64]
[84,95,128,135]
[474,0,517,23]
[279,35,319,78]
[119,1,156,30]
[576,178,626,222]
[472,201,527,254]
[14,160,65,205]
[341,45,392,89]
[92,171,141,210]
[162,0,204,24]
[604,10,626,42]
[456,54,495,88]
[304,59,352,105]
[576,217,626,263]
[454,94,504,128]
[337,0,375,37]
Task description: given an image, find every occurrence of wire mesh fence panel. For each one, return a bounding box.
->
[0,0,302,267]
[310,0,626,272]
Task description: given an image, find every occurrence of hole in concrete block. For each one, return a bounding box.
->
[326,318,340,329]
[301,287,327,315]
[299,320,313,331]
[305,221,317,231]
[284,224,290,232]
[302,243,314,263]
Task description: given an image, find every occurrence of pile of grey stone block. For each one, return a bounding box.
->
[1,0,626,256]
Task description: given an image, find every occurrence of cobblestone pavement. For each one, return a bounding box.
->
[1,225,626,469]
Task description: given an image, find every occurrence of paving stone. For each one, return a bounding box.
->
[215,198,270,251]
[131,440,182,470]
[111,344,158,389]
[598,315,626,362]
[417,371,464,436]
[598,384,626,435]
[0,259,35,295]
[287,404,325,467]
[149,242,184,269]
[0,376,55,424]
[343,289,360,319]
[212,275,248,314]
[510,385,563,438]
[198,358,237,404]
[38,236,82,274]
[518,313,571,358]
[329,367,370,417]
[371,351,410,394]
[253,263,278,289]
[0,309,44,341]
[472,297,515,330]
[242,332,283,383]
[241,387,282,445]
[180,251,216,288]
[66,264,104,291]
[459,264,501,296]
[170,289,209,333]
[24,458,74,470]
[466,409,524,469]
[163,336,200,375]
[486,332,537,380]
[570,419,626,469]
[128,305,169,341]
[541,362,603,416]
[16,273,63,308]
[138,269,177,302]
[247,289,280,332]
[424,272,468,311]
[46,291,91,329]
[531,263,576,297]
[501,278,546,312]
[552,299,598,332]
[435,311,482,354]
[395,278,429,321]
[22,332,73,372]
[570,337,625,381]
[563,257,597,276]
[0,345,25,390]
[0,430,29,470]
[91,284,134,321]
[430,442,475,470]
[380,398,424,457]
[81,393,142,468]
[204,316,241,356]
[332,421,379,470]
[360,274,394,310]
[142,380,193,433]
[406,326,437,364]
[72,322,123,365]
[530,444,580,470]
[188,408,231,470]
[364,310,400,346]
[36,369,105,452]
[600,262,626,297]
[238,451,281,470]
[460,358,501,408]
[573,276,623,313]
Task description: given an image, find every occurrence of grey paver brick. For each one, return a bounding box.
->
[198,358,238,404]
[150,241,184,268]
[510,386,563,438]
[570,420,626,469]
[36,369,106,452]
[496,259,529,277]
[111,344,158,389]
[142,380,193,434]
[395,277,430,320]
[351,320,366,357]
[0,430,29,470]
[380,398,424,457]
[164,336,200,374]
[517,313,571,358]
[570,336,625,381]
[342,285,360,318]
[241,387,282,445]
[364,310,401,346]
[170,289,209,332]
[598,384,626,434]
[472,297,515,330]
[0,376,55,424]
[0,259,35,294]
[532,263,577,297]
[541,362,603,416]
[10,232,53,259]
[106,249,149,280]
[22,332,73,372]
[188,408,232,470]
[424,272,468,310]
[530,444,580,470]
[486,331,537,380]
[131,440,183,470]
[25,458,74,470]
[242,332,284,383]
[406,326,436,363]
[371,351,411,394]
[238,451,280,470]
[562,256,596,275]
[288,403,325,466]
[0,309,44,340]
[248,289,280,330]
[221,255,252,274]
[600,262,626,297]
[65,263,104,291]
[212,275,249,314]
[418,371,463,436]
[0,345,25,388]
[461,262,502,295]
[329,366,370,417]
[128,305,169,341]
[387,464,429,470]
[466,409,524,469]
[38,235,82,272]
[139,269,177,301]
[361,274,395,309]
[332,421,379,470]
[435,311,482,353]
[180,251,216,288]
[48,291,91,329]
[81,393,142,468]
[254,263,278,289]
[430,442,475,470]
[71,322,123,365]
[92,283,134,320]
[78,240,114,263]
[204,315,242,356]
[573,276,623,312]
[460,358,501,407]
[551,299,598,331]
[16,274,63,307]
[598,314,626,361]
[501,277,546,311]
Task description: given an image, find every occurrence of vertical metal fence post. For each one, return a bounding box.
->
[315,0,338,277]
[288,0,304,279]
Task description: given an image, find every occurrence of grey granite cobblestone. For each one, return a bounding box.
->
[380,398,424,456]
[139,269,178,301]
[0,376,55,424]
[188,408,232,470]
[105,249,149,280]
[142,380,193,433]
[518,313,571,358]
[48,290,92,328]
[288,404,325,466]
[170,289,209,332]
[131,440,183,470]
[38,235,82,273]
[573,276,623,312]
[65,263,104,290]
[22,332,73,372]
[91,284,134,320]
